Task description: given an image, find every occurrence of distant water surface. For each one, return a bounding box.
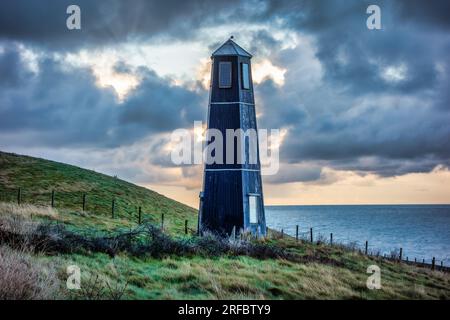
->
[265,205,450,266]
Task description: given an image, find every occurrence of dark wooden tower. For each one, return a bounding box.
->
[198,38,266,236]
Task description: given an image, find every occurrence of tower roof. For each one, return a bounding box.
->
[211,38,252,58]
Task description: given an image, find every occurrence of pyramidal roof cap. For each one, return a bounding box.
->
[211,38,252,58]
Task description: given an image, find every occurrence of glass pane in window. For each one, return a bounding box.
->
[219,62,232,88]
[242,63,250,89]
[249,196,258,224]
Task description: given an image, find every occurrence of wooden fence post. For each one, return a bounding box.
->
[432,257,435,270]
[310,228,313,243]
[111,199,115,218]
[281,229,284,238]
[296,225,299,241]
[399,248,403,261]
[161,213,164,231]
[365,241,368,255]
[17,188,21,205]
[51,190,55,207]
[185,219,188,235]
[330,233,333,245]
[266,226,269,239]
[138,206,142,224]
[82,194,86,211]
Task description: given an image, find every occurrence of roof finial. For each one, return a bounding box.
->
[230,35,234,40]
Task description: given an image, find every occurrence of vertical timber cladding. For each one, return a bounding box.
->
[200,39,266,236]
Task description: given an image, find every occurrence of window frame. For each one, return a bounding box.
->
[241,63,250,90]
[249,195,258,224]
[218,61,232,88]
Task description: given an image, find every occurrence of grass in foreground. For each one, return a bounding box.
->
[55,251,449,300]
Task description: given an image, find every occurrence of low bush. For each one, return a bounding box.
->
[0,216,291,261]
[0,245,60,300]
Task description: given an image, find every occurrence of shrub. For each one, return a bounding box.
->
[0,210,291,261]
[0,245,61,300]
[73,274,129,300]
[0,202,57,249]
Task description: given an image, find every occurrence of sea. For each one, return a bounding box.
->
[265,205,450,266]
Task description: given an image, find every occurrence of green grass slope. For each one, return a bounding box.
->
[0,151,197,234]
[0,150,449,300]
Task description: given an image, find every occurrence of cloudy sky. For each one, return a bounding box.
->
[1,0,450,206]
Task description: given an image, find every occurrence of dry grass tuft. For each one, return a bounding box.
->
[0,202,58,219]
[0,245,61,300]
[0,203,57,246]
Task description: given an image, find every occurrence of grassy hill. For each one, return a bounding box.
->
[0,151,449,300]
[0,151,198,234]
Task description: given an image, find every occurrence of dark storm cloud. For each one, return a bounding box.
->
[0,45,206,148]
[258,0,445,95]
[330,157,450,178]
[119,68,204,131]
[276,94,450,162]
[264,164,322,184]
[259,0,450,31]
[247,30,285,57]
[256,80,307,129]
[0,46,32,87]
[394,0,450,30]
[0,0,242,50]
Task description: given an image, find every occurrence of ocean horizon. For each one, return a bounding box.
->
[265,204,450,266]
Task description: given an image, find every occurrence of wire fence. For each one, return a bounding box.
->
[1,187,448,272]
[271,225,450,272]
[0,187,198,236]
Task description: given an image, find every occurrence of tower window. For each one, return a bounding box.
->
[249,195,258,224]
[241,63,250,89]
[219,62,232,88]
